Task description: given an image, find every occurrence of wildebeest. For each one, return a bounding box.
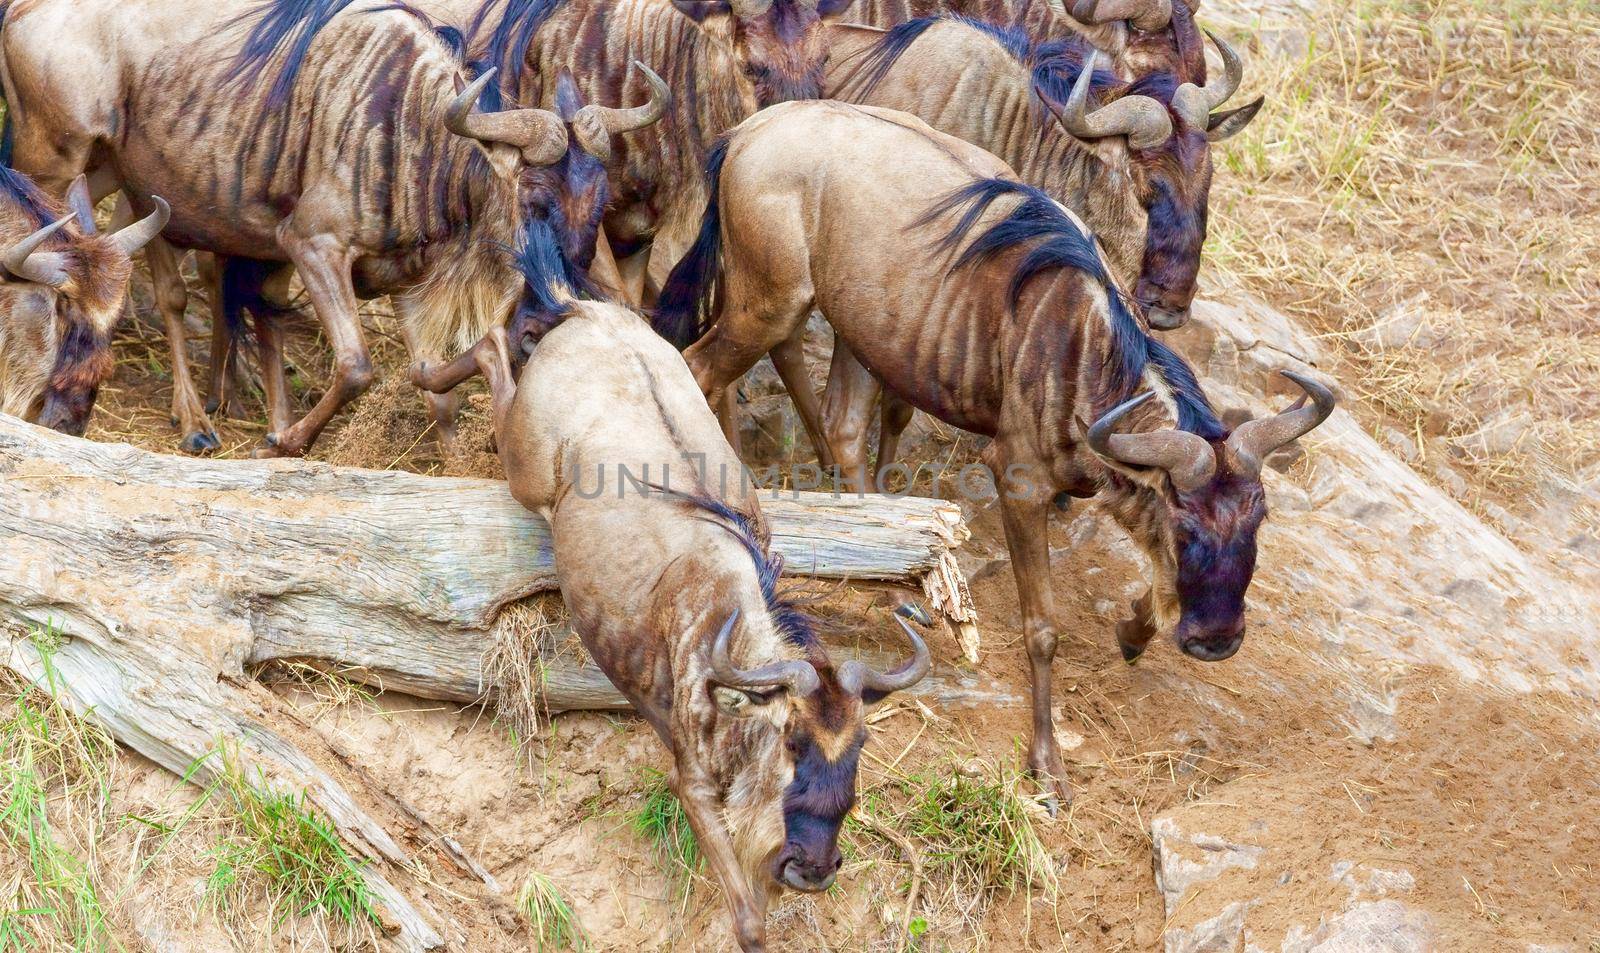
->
[455,0,853,302]
[741,10,1260,480]
[656,100,1332,803]
[411,219,930,952]
[0,167,168,433]
[0,0,664,455]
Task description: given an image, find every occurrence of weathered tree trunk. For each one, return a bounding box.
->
[0,416,984,950]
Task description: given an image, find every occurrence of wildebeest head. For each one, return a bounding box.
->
[493,64,669,359]
[1049,3,1262,330]
[1087,372,1333,661]
[0,174,167,435]
[707,610,929,893]
[671,0,852,105]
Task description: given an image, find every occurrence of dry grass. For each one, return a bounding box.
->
[486,595,578,747]
[1206,0,1600,525]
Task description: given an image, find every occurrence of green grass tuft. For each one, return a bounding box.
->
[0,627,117,951]
[202,749,379,937]
[896,764,1057,904]
[631,769,700,886]
[516,869,588,951]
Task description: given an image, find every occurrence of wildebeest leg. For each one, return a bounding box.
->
[684,312,802,454]
[201,253,232,416]
[258,233,368,457]
[1116,589,1159,663]
[672,764,769,952]
[144,232,222,454]
[768,327,835,471]
[409,328,516,440]
[392,292,461,453]
[819,342,881,494]
[254,312,294,439]
[876,394,915,490]
[989,441,1072,809]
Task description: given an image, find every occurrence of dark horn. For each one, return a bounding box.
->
[1225,370,1336,476]
[1,213,77,287]
[1173,30,1245,129]
[710,608,821,695]
[1053,51,1172,150]
[1069,0,1173,31]
[839,615,932,698]
[445,68,569,165]
[1087,391,1217,491]
[109,196,170,257]
[595,62,670,136]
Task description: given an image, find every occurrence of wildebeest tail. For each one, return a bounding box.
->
[651,137,730,351]
[220,258,289,362]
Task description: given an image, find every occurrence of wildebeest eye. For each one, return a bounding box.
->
[785,737,801,757]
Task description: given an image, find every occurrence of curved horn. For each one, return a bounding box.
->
[1172,30,1244,129]
[1,213,77,288]
[839,615,932,699]
[1054,51,1172,150]
[109,196,170,258]
[1224,370,1336,476]
[445,68,569,166]
[710,609,821,696]
[573,62,671,159]
[1070,0,1172,32]
[1087,391,1217,491]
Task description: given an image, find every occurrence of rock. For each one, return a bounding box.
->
[1151,816,1265,918]
[1278,900,1433,953]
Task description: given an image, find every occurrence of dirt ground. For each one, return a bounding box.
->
[8,0,1600,950]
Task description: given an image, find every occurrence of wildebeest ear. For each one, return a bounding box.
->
[815,0,854,17]
[66,177,97,236]
[554,70,585,122]
[1206,95,1264,142]
[712,685,778,717]
[672,0,733,22]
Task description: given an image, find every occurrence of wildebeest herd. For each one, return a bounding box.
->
[0,0,1335,947]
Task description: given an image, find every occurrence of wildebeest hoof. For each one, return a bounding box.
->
[204,396,220,415]
[180,430,221,455]
[1119,640,1145,664]
[264,431,281,448]
[894,601,933,626]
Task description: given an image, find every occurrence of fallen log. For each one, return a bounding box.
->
[0,416,987,950]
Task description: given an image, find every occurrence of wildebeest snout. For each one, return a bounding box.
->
[1176,618,1245,662]
[774,844,841,893]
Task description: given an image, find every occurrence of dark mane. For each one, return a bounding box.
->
[225,0,462,108]
[675,494,820,650]
[922,178,1223,438]
[468,0,569,97]
[506,215,600,317]
[855,16,1119,121]
[0,164,62,229]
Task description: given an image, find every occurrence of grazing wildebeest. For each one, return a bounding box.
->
[0,167,168,433]
[0,0,664,455]
[656,101,1332,803]
[410,218,930,952]
[455,0,853,302]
